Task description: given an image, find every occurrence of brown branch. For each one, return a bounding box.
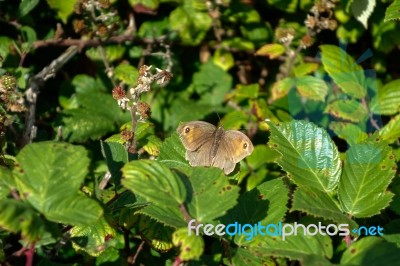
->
[32,35,152,50]
[22,46,79,145]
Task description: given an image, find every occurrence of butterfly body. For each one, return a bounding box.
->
[177,121,254,174]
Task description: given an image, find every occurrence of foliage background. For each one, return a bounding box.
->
[0,0,400,265]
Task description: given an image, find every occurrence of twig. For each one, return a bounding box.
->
[32,35,153,50]
[22,46,79,145]
[131,240,145,265]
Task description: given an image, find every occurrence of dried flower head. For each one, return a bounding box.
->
[121,129,134,142]
[305,0,338,33]
[154,69,173,87]
[112,86,126,100]
[137,102,151,120]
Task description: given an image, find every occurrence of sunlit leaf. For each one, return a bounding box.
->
[338,137,396,217]
[320,45,366,98]
[384,0,400,22]
[13,142,103,225]
[268,121,341,192]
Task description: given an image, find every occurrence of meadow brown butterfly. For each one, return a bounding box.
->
[177,121,254,174]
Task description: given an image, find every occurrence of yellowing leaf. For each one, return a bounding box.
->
[255,43,285,59]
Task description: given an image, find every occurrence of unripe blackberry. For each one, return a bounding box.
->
[0,74,17,91]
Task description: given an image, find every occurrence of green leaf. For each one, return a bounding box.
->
[71,74,107,94]
[267,0,298,13]
[192,61,232,105]
[139,216,174,252]
[184,167,240,223]
[231,83,259,101]
[0,36,13,60]
[137,18,169,38]
[341,237,400,265]
[136,167,240,227]
[158,133,188,169]
[338,137,396,217]
[329,121,368,145]
[138,203,185,228]
[169,2,212,45]
[219,110,250,129]
[371,20,400,53]
[173,227,204,261]
[336,21,365,44]
[221,37,255,51]
[385,0,400,22]
[255,43,285,59]
[240,23,270,45]
[232,247,276,266]
[100,140,129,186]
[0,167,15,199]
[271,78,294,101]
[18,0,40,17]
[129,0,160,10]
[295,76,329,102]
[220,178,289,245]
[0,200,45,242]
[350,0,376,29]
[370,79,400,115]
[251,231,332,262]
[292,187,357,228]
[114,63,138,87]
[61,75,130,142]
[20,26,37,44]
[14,142,103,225]
[246,145,281,170]
[122,160,187,208]
[293,63,319,77]
[86,46,126,63]
[213,48,234,71]
[380,114,400,144]
[267,121,341,192]
[320,45,366,98]
[71,217,118,257]
[46,0,77,23]
[324,99,368,123]
[62,108,116,142]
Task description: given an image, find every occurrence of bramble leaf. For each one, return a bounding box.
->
[292,187,357,228]
[268,121,341,192]
[384,0,400,22]
[13,142,103,225]
[338,137,396,217]
[341,237,400,265]
[370,79,400,115]
[320,45,366,98]
[173,227,204,261]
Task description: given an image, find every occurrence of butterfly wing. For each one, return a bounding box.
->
[212,130,254,174]
[177,121,216,166]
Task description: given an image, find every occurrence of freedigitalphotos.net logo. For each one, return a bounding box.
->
[188,220,383,241]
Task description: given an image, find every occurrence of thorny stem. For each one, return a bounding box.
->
[25,242,35,266]
[173,256,182,266]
